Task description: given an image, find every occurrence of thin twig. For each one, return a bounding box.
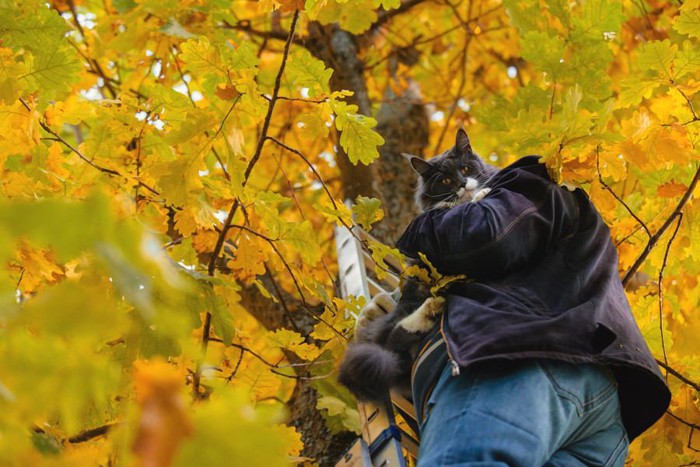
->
[433,2,474,152]
[219,19,305,45]
[596,150,652,239]
[266,136,339,210]
[655,359,700,392]
[67,422,121,443]
[622,165,700,287]
[225,347,245,384]
[369,0,431,33]
[264,265,301,333]
[20,98,161,195]
[228,224,307,302]
[657,212,682,375]
[195,12,300,396]
[206,10,300,278]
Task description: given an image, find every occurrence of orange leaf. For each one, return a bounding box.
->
[132,360,193,467]
[215,83,242,101]
[657,181,688,198]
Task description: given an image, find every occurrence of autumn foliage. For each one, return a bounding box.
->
[0,0,698,464]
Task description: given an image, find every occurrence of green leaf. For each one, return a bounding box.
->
[0,49,28,103]
[674,0,700,39]
[225,41,260,71]
[175,390,294,467]
[352,196,384,230]
[180,37,228,82]
[281,220,322,265]
[546,0,572,30]
[152,157,205,207]
[520,30,566,77]
[286,49,333,98]
[315,199,353,227]
[673,40,700,81]
[0,2,69,50]
[314,0,378,34]
[338,0,378,34]
[316,395,361,434]
[617,76,660,108]
[205,286,234,344]
[576,0,624,38]
[31,431,62,456]
[331,99,384,165]
[503,0,545,33]
[0,194,112,261]
[637,40,677,80]
[0,2,81,102]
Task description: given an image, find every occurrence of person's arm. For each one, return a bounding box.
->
[396,170,579,278]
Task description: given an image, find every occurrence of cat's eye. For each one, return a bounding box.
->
[460,167,469,175]
[441,177,452,185]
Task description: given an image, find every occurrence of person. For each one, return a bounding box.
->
[386,155,670,465]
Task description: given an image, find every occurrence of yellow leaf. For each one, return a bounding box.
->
[174,207,199,237]
[237,361,283,400]
[16,244,64,293]
[227,235,267,283]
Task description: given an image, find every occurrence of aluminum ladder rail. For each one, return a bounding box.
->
[334,224,420,467]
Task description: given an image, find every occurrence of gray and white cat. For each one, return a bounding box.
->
[338,129,497,402]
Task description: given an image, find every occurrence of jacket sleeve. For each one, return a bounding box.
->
[395,170,579,278]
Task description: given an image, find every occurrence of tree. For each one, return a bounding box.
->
[0,0,698,464]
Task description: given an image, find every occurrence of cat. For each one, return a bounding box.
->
[338,128,498,402]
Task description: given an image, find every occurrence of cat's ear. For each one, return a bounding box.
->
[402,153,432,176]
[455,128,473,154]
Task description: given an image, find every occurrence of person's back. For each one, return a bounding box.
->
[395,155,670,465]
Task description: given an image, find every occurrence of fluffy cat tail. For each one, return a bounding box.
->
[337,342,400,402]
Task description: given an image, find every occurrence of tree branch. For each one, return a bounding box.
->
[622,165,700,287]
[368,0,431,33]
[220,19,305,45]
[655,359,700,392]
[657,212,682,373]
[207,9,301,277]
[67,422,121,443]
[195,12,301,397]
[597,150,652,239]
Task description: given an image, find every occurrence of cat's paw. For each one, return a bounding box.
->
[398,296,445,333]
[472,187,491,202]
[355,292,397,331]
[421,296,445,318]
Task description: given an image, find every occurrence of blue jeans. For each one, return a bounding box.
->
[418,359,628,466]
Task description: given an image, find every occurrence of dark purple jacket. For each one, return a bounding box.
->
[397,156,670,440]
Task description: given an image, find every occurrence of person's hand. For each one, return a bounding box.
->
[354,292,397,341]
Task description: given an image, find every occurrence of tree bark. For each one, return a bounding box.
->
[371,81,429,244]
[306,23,382,203]
[257,20,432,465]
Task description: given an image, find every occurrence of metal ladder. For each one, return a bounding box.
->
[334,224,420,467]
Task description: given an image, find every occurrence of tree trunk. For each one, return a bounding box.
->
[274,22,431,465]
[371,82,429,244]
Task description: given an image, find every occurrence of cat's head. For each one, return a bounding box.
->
[404,129,497,212]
